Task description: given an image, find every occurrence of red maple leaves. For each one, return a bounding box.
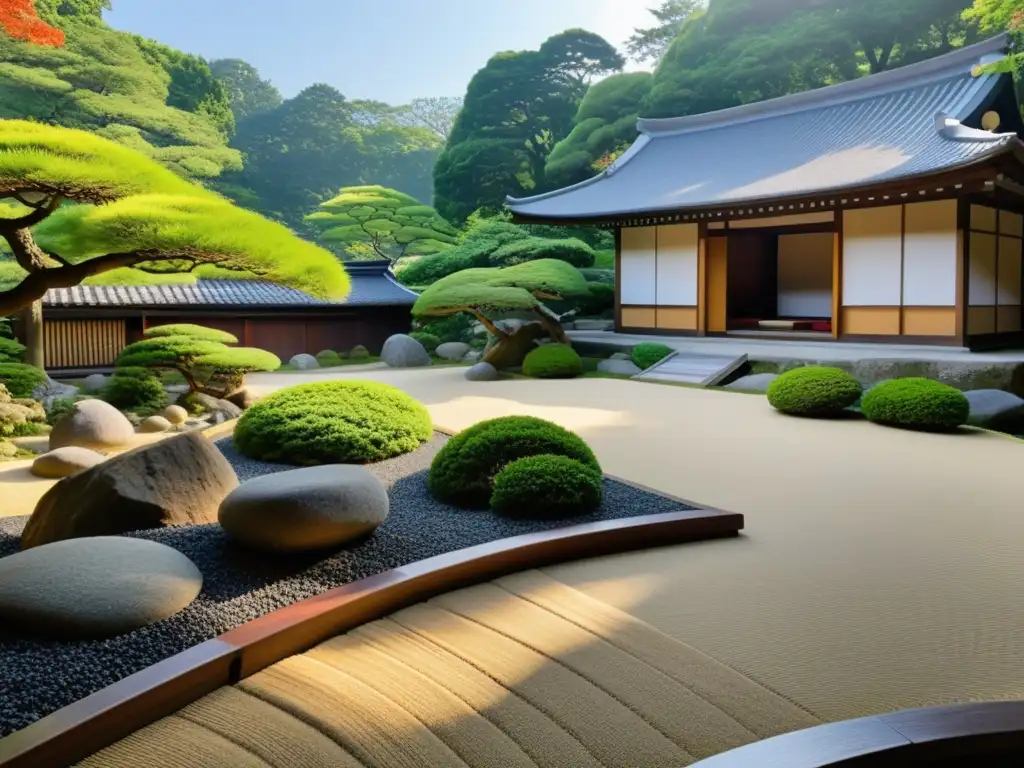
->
[0,0,65,47]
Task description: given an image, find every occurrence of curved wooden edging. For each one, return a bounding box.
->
[0,503,741,768]
[689,701,1024,767]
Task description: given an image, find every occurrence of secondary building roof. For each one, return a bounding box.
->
[508,35,1023,222]
[43,260,418,310]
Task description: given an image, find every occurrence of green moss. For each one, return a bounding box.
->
[315,349,345,367]
[632,343,673,371]
[522,345,583,379]
[491,454,603,519]
[428,416,600,509]
[861,378,969,432]
[101,368,168,412]
[767,366,863,418]
[234,380,432,465]
[0,363,46,398]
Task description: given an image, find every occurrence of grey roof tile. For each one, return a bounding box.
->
[43,261,418,309]
[508,35,1022,220]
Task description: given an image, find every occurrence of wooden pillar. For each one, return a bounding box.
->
[243,319,253,347]
[706,237,728,333]
[19,300,45,370]
[697,228,708,335]
[832,227,843,339]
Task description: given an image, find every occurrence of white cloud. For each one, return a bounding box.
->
[590,0,659,69]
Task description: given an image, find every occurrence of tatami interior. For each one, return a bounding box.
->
[75,368,1024,766]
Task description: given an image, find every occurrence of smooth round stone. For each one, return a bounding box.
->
[465,362,499,382]
[162,404,188,425]
[0,537,203,640]
[219,465,389,553]
[31,446,106,478]
[139,415,172,433]
[49,399,135,451]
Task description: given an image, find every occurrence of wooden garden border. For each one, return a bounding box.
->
[0,499,741,768]
[689,700,1024,767]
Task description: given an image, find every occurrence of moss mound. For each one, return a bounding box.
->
[767,366,863,417]
[861,378,969,432]
[234,380,432,465]
[522,344,583,379]
[101,368,168,413]
[491,454,604,519]
[632,343,673,371]
[429,415,600,509]
[0,363,47,398]
[315,349,344,367]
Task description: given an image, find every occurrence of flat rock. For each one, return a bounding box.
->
[726,373,780,392]
[224,388,257,410]
[381,334,432,368]
[289,353,320,370]
[219,465,389,553]
[598,359,641,376]
[32,378,79,410]
[22,431,239,549]
[465,362,499,382]
[139,415,172,433]
[610,352,631,361]
[83,374,109,393]
[0,537,202,640]
[31,446,106,478]
[965,389,1024,433]
[162,404,189,424]
[574,319,614,331]
[49,399,135,451]
[436,342,471,361]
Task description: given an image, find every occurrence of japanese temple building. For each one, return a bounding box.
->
[508,34,1024,349]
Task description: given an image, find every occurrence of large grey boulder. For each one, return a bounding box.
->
[436,342,471,361]
[465,362,500,382]
[965,389,1024,433]
[31,378,79,410]
[289,353,320,370]
[22,431,239,549]
[219,465,389,553]
[598,359,642,376]
[83,374,109,393]
[726,373,780,392]
[31,446,106,479]
[381,334,432,368]
[49,399,135,451]
[0,537,202,640]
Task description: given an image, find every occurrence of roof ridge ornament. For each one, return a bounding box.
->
[936,112,1016,142]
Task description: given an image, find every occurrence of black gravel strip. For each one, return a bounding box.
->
[0,433,693,737]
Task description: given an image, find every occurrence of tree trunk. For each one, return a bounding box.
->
[20,300,45,370]
[483,323,548,370]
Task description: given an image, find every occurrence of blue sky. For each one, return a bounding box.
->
[106,0,655,105]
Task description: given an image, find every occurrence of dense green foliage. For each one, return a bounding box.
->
[413,259,590,318]
[575,282,615,317]
[417,313,476,345]
[409,332,441,354]
[305,185,458,261]
[0,386,47,438]
[209,58,283,122]
[632,343,674,371]
[860,378,969,431]
[145,324,238,344]
[0,361,46,397]
[0,335,24,362]
[0,13,240,181]
[522,344,583,379]
[491,454,604,518]
[116,324,279,396]
[44,394,77,426]
[234,380,433,465]
[428,415,601,509]
[315,349,344,367]
[767,366,863,418]
[434,30,623,222]
[625,0,704,64]
[100,366,168,412]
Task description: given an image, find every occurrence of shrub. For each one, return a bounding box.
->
[860,378,969,432]
[631,343,673,371]
[491,454,604,519]
[0,363,46,398]
[315,349,344,367]
[576,283,615,317]
[45,396,79,426]
[101,367,169,412]
[419,313,475,344]
[233,380,432,465]
[522,344,583,379]
[0,336,25,363]
[145,324,239,344]
[429,416,600,509]
[0,385,45,437]
[409,332,441,354]
[489,236,595,269]
[767,366,863,418]
[349,345,370,360]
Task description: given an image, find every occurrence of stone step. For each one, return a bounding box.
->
[635,352,748,387]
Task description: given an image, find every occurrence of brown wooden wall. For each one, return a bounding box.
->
[44,319,125,369]
[44,308,412,370]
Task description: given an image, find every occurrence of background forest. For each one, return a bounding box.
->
[0,0,1021,289]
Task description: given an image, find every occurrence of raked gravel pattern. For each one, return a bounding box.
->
[0,433,693,738]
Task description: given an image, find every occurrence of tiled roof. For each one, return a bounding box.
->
[508,35,1022,220]
[43,261,418,309]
